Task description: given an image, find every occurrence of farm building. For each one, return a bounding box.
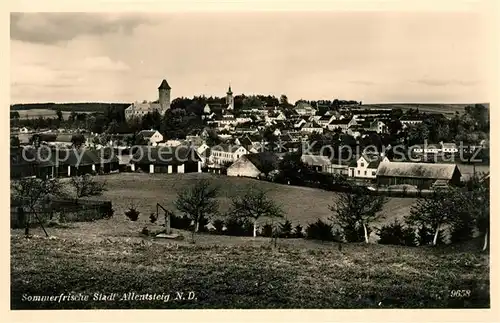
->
[348,155,389,179]
[376,161,462,189]
[130,146,202,174]
[227,152,279,178]
[10,147,120,179]
[301,154,332,172]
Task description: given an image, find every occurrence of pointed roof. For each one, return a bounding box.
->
[158,79,171,90]
[227,84,233,94]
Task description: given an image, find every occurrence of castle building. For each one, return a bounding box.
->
[125,79,171,119]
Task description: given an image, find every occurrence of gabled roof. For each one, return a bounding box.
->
[211,143,246,153]
[376,161,460,180]
[158,79,171,90]
[243,152,279,172]
[301,154,331,166]
[138,130,158,138]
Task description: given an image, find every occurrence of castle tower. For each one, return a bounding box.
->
[158,79,171,113]
[226,84,234,110]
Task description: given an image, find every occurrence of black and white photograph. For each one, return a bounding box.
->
[6,0,496,317]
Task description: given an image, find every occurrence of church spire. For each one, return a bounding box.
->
[227,83,233,95]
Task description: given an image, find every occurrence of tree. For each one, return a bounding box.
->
[11,177,65,237]
[465,173,490,251]
[230,186,284,238]
[70,174,107,198]
[71,134,86,148]
[10,136,20,148]
[406,187,466,246]
[329,186,387,243]
[174,179,219,241]
[56,108,63,122]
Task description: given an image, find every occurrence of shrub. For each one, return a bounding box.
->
[212,219,225,234]
[294,224,304,238]
[149,213,158,224]
[125,207,140,221]
[376,220,417,246]
[104,208,114,219]
[261,223,273,237]
[342,222,367,243]
[141,226,150,236]
[279,219,293,238]
[450,216,475,244]
[170,214,192,230]
[416,224,434,246]
[306,219,335,242]
[225,217,253,236]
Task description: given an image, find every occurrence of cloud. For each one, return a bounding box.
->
[81,56,130,72]
[10,12,156,44]
[412,79,480,87]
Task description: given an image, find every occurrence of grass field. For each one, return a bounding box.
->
[14,109,93,120]
[89,172,416,239]
[10,172,489,309]
[10,233,489,309]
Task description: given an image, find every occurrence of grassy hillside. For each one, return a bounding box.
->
[10,233,489,309]
[90,173,416,236]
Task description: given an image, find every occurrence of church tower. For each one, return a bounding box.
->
[226,84,234,110]
[158,79,171,113]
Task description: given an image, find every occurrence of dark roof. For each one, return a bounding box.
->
[376,162,460,179]
[132,146,200,165]
[330,119,350,125]
[138,130,157,138]
[158,79,171,90]
[11,147,119,168]
[243,152,279,172]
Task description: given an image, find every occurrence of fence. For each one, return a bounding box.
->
[11,198,113,229]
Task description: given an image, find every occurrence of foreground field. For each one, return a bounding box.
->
[90,172,416,240]
[10,233,489,309]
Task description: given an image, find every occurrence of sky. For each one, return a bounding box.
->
[10,11,492,104]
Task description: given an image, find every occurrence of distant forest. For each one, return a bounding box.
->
[10,103,130,112]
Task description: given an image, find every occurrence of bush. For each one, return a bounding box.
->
[225,217,253,236]
[376,220,417,246]
[294,224,304,238]
[416,224,434,246]
[149,213,158,224]
[342,222,367,243]
[141,226,150,236]
[212,219,225,234]
[450,215,474,244]
[261,223,273,237]
[306,219,335,242]
[279,219,293,238]
[170,214,192,230]
[125,207,140,221]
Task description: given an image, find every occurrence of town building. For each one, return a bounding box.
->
[125,79,171,119]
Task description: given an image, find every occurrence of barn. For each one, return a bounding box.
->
[130,146,202,174]
[227,152,279,178]
[376,161,462,189]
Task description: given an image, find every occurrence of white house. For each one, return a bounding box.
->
[209,144,248,165]
[294,103,316,116]
[301,122,324,134]
[348,155,389,179]
[138,130,164,146]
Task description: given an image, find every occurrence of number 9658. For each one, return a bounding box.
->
[450,289,471,298]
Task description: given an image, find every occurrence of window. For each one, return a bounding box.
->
[364,171,367,175]
[360,162,364,167]
[357,170,360,175]
[372,171,376,175]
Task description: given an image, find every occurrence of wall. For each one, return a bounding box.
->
[227,158,260,178]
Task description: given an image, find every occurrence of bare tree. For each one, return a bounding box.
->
[11,177,65,237]
[230,186,284,238]
[70,174,106,198]
[329,186,387,243]
[174,179,219,242]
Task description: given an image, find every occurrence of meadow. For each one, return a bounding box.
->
[10,172,489,309]
[89,172,417,239]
